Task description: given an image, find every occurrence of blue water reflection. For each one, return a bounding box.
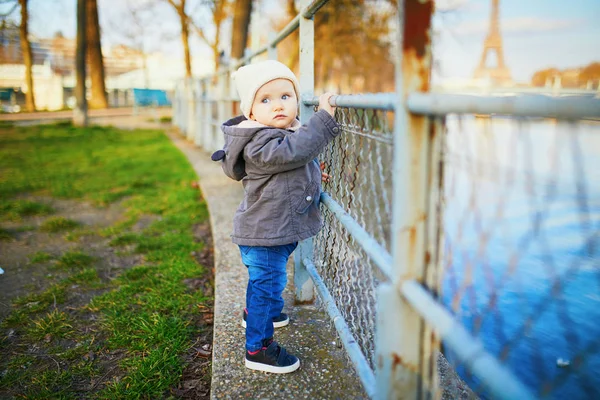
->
[441,116,600,399]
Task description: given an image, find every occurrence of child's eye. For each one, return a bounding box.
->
[282,94,289,100]
[261,98,270,104]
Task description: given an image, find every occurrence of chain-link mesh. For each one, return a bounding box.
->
[314,106,394,368]
[442,115,600,398]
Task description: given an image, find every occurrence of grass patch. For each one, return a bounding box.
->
[40,216,79,232]
[29,251,53,263]
[109,232,138,246]
[11,285,68,317]
[0,199,54,221]
[65,228,95,242]
[66,268,103,287]
[159,116,172,123]
[54,251,95,270]
[27,309,74,341]
[0,123,212,398]
[0,227,12,240]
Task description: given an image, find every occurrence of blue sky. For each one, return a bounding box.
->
[3,0,599,84]
[434,0,600,82]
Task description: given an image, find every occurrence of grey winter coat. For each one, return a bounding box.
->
[215,109,341,246]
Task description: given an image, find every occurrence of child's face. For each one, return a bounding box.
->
[250,79,298,129]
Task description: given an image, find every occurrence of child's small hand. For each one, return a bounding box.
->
[318,92,336,117]
[320,162,331,183]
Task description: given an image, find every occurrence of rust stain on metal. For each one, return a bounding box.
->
[424,250,431,265]
[392,352,420,373]
[426,120,439,188]
[428,117,438,141]
[392,353,403,370]
[402,0,434,57]
[408,226,417,253]
[402,0,434,92]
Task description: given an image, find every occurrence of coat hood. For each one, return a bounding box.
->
[212,115,300,181]
[213,115,264,181]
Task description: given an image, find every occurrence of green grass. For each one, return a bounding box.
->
[40,217,80,232]
[54,251,95,270]
[159,116,172,123]
[66,268,103,287]
[0,227,12,240]
[0,199,54,221]
[0,123,212,398]
[10,285,69,316]
[27,309,75,341]
[29,251,53,263]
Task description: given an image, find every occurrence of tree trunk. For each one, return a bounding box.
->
[87,0,108,109]
[230,0,252,60]
[213,22,221,72]
[18,0,35,112]
[74,0,88,126]
[178,1,191,77]
[283,0,299,70]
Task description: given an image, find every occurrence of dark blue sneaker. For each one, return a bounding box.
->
[242,308,289,328]
[245,340,300,374]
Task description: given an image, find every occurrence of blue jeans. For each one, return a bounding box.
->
[239,243,298,352]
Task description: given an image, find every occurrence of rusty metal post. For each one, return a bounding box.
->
[375,1,441,399]
[294,0,316,303]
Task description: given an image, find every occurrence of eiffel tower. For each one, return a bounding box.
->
[473,0,512,84]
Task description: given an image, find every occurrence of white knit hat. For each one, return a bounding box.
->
[232,60,300,119]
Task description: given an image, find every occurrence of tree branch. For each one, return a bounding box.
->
[189,18,214,48]
[0,2,18,18]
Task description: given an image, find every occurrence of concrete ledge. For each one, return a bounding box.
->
[168,131,367,400]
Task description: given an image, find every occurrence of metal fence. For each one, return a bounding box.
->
[172,0,600,399]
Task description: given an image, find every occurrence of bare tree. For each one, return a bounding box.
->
[103,0,157,89]
[124,3,151,88]
[87,0,107,109]
[73,0,87,126]
[230,0,252,60]
[165,0,192,77]
[277,0,396,93]
[164,0,231,75]
[18,0,35,111]
[192,0,229,72]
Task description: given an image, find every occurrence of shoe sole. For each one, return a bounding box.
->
[245,358,300,374]
[241,319,289,329]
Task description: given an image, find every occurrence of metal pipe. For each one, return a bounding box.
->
[232,15,300,69]
[302,0,331,19]
[400,280,537,400]
[376,1,440,398]
[294,0,316,303]
[227,0,330,70]
[407,92,600,119]
[303,258,377,399]
[303,93,396,110]
[270,14,301,48]
[320,193,393,281]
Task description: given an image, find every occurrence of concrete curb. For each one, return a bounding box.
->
[167,131,367,400]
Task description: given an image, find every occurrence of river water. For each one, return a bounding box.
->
[441,116,600,399]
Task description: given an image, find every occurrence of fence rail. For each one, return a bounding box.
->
[173,0,599,398]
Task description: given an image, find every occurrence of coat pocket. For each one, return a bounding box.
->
[294,181,320,214]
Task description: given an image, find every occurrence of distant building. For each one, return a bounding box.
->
[0,27,210,111]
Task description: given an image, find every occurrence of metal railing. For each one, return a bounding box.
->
[172,0,600,398]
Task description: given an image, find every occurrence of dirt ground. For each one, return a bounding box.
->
[0,196,136,315]
[0,194,214,399]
